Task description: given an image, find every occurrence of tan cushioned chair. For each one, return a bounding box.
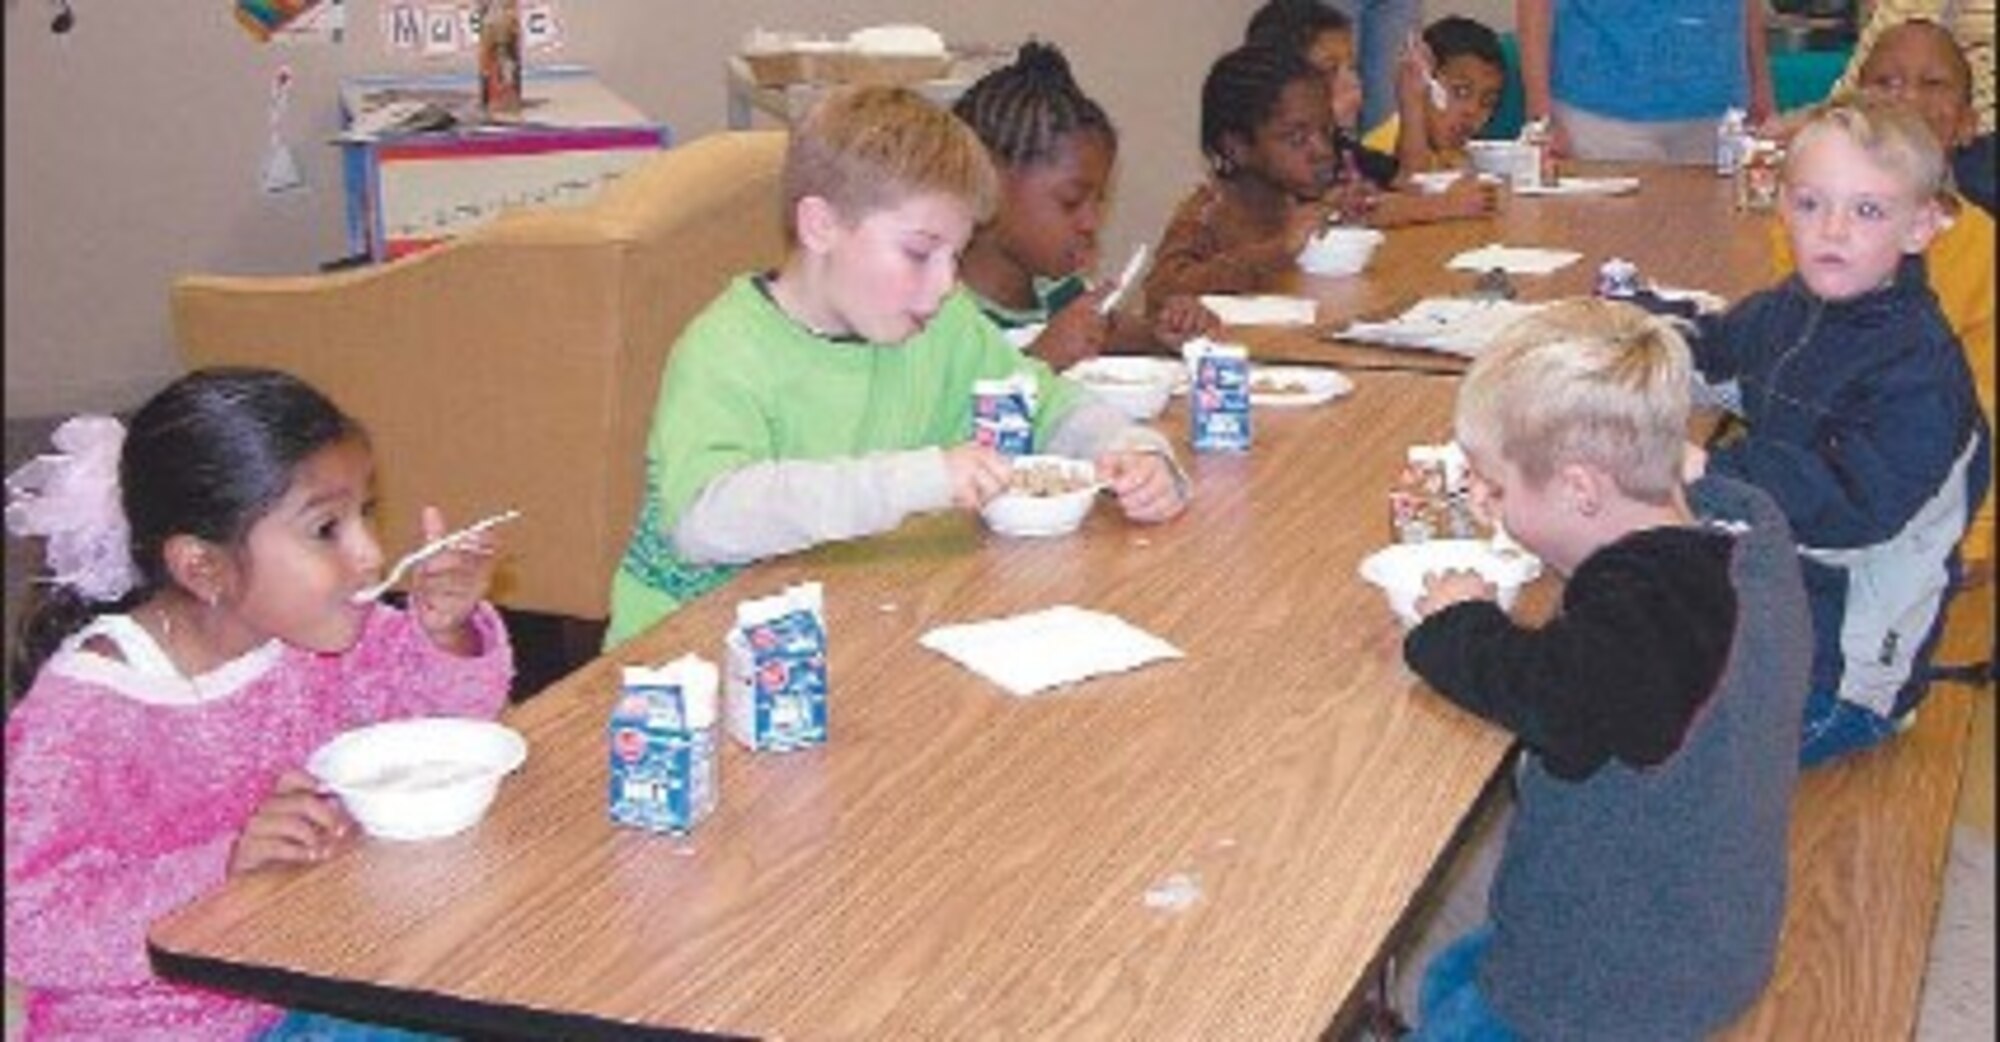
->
[174,130,789,622]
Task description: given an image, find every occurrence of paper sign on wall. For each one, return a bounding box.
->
[261,66,306,193]
[382,2,561,56]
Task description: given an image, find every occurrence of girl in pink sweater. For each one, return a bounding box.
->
[4,367,514,1040]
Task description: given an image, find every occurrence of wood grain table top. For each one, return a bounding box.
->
[149,165,1771,1041]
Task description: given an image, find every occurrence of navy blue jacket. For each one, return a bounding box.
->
[1676,254,1989,713]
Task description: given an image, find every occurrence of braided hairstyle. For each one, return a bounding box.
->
[952,40,1116,169]
[1201,41,1318,176]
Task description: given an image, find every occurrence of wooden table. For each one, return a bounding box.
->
[149,167,1769,1040]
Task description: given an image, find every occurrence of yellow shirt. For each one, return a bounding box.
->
[1773,200,1996,564]
[1360,114,1469,172]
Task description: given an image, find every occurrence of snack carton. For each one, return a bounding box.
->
[1391,442,1481,542]
[726,582,830,752]
[608,654,719,834]
[1184,338,1252,453]
[972,374,1037,457]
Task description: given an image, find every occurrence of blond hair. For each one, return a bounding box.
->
[781,86,999,242]
[1456,299,1693,505]
[1787,92,1950,202]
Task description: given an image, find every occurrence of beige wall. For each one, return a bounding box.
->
[3,1,1502,417]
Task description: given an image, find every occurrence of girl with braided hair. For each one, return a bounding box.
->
[953,41,1219,370]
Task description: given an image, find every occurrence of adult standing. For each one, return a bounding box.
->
[1322,0,1425,131]
[1517,0,1777,163]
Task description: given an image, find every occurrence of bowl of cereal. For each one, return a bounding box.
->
[980,455,1102,537]
[308,717,527,841]
[1357,539,1543,629]
[1064,356,1179,420]
[1298,226,1385,277]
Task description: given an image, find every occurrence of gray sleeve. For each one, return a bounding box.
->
[1045,396,1191,497]
[672,449,955,564]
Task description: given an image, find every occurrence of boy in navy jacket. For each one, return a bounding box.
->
[1667,95,1989,766]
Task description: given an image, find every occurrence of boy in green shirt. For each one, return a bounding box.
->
[608,86,1190,646]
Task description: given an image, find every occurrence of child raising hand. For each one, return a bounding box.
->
[5,367,514,1040]
[953,41,1219,369]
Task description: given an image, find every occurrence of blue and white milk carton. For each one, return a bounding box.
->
[608,653,719,834]
[726,582,830,752]
[972,374,1037,458]
[1184,338,1252,453]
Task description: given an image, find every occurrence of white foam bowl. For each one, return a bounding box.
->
[1298,227,1385,276]
[1357,539,1544,629]
[980,455,1100,537]
[308,717,527,841]
[1065,356,1177,420]
[1467,140,1537,181]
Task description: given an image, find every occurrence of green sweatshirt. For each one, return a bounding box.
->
[607,276,1158,647]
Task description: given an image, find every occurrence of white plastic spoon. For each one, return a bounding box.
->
[1097,243,1151,317]
[351,509,521,603]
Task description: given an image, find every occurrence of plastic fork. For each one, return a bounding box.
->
[351,509,522,604]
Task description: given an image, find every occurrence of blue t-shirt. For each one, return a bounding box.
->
[1553,0,1748,123]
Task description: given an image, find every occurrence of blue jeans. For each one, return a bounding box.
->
[1409,927,1522,1042]
[256,1010,453,1041]
[1799,687,1906,769]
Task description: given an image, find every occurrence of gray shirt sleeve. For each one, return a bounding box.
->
[671,448,955,564]
[1046,397,1191,496]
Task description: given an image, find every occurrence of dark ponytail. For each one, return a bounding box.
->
[10,367,361,700]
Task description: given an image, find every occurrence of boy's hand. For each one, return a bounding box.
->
[1096,449,1188,523]
[1149,294,1222,347]
[944,442,1014,509]
[1394,32,1438,113]
[409,505,500,655]
[1327,179,1380,224]
[1416,568,1497,617]
[1032,292,1113,371]
[230,769,353,876]
[1433,174,1499,219]
[1284,201,1344,255]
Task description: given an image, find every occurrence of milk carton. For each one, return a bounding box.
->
[1184,338,1252,453]
[972,374,1037,457]
[608,653,720,834]
[1391,442,1481,542]
[1595,257,1643,299]
[725,582,830,752]
[1715,107,1748,177]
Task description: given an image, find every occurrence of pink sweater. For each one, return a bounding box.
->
[4,604,513,1040]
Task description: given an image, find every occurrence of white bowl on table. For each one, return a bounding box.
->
[1466,140,1543,185]
[1298,226,1385,277]
[1064,356,1179,420]
[980,455,1101,537]
[1357,539,1543,629]
[308,717,528,841]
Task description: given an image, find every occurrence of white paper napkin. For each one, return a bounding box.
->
[1198,294,1320,327]
[1445,244,1583,275]
[918,605,1185,697]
